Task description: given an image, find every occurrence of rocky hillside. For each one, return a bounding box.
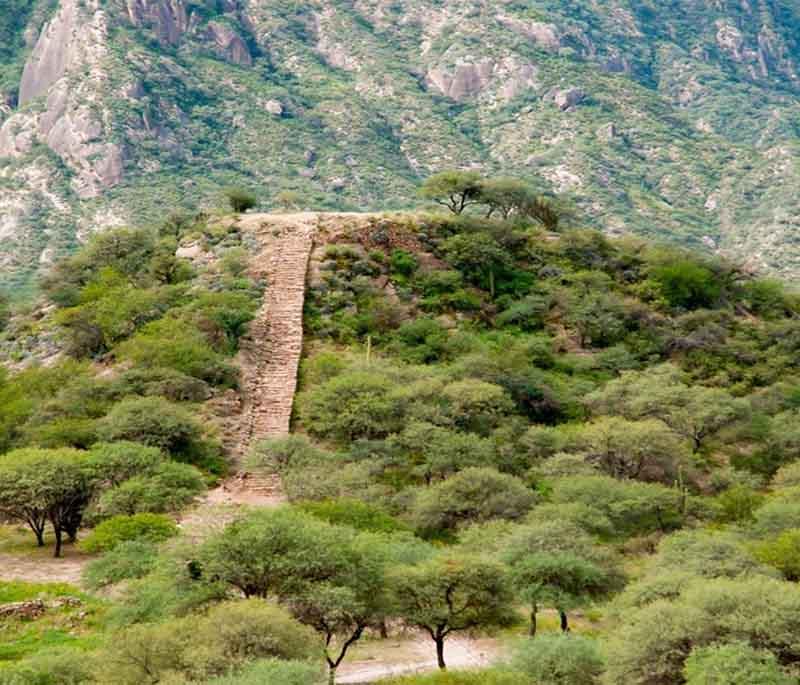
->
[3,0,800,294]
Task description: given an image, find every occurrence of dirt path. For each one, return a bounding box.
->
[0,550,89,586]
[337,635,503,684]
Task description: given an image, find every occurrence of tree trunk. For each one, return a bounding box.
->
[53,526,63,558]
[559,610,569,633]
[529,605,538,637]
[436,637,446,670]
[328,665,336,685]
[28,521,44,547]
[489,269,495,298]
[379,620,388,639]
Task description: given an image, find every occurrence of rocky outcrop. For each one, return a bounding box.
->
[19,0,104,105]
[263,99,283,115]
[206,21,252,66]
[427,59,495,101]
[546,87,587,111]
[715,19,798,81]
[497,15,561,52]
[427,56,538,103]
[2,0,124,196]
[125,0,193,45]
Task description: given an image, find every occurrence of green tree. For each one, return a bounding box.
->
[183,290,258,354]
[86,441,165,486]
[0,448,96,556]
[83,539,160,589]
[390,554,516,669]
[508,553,613,634]
[651,529,769,580]
[511,634,604,685]
[442,232,512,297]
[550,475,684,536]
[586,364,747,451]
[117,317,234,384]
[572,416,689,482]
[96,396,217,465]
[754,529,800,581]
[683,642,793,685]
[411,468,537,536]
[82,513,178,553]
[0,647,94,685]
[390,421,495,484]
[420,171,483,215]
[651,260,721,309]
[225,187,258,213]
[96,600,319,684]
[300,370,402,442]
[742,279,793,318]
[391,318,451,364]
[289,535,391,684]
[202,508,393,684]
[751,498,800,537]
[478,177,536,220]
[93,461,205,517]
[442,380,514,435]
[604,577,800,685]
[501,520,622,635]
[565,292,628,348]
[712,485,765,524]
[299,499,410,534]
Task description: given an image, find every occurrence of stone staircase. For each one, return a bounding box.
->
[238,215,318,449]
[222,214,320,497]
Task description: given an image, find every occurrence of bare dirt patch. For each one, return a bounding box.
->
[337,633,504,684]
[0,550,90,585]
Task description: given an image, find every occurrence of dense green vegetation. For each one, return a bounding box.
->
[6,0,800,295]
[0,212,260,559]
[3,204,800,684]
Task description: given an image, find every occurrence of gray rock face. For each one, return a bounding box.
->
[596,122,617,142]
[497,15,561,52]
[547,87,587,111]
[427,59,495,101]
[206,21,252,65]
[125,0,192,45]
[2,0,125,195]
[264,99,283,115]
[20,0,81,104]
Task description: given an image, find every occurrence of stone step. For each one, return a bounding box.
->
[215,216,319,498]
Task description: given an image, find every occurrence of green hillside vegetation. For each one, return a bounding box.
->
[2,196,800,683]
[6,0,800,293]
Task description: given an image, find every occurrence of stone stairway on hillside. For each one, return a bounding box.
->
[185,213,396,526]
[225,214,319,496]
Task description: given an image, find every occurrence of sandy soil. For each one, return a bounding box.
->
[0,549,89,585]
[337,634,503,684]
[175,483,286,542]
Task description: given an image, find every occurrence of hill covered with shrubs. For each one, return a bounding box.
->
[1,203,800,684]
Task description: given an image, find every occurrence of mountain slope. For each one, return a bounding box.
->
[2,0,800,295]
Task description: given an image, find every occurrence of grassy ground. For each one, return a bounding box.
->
[0,580,107,663]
